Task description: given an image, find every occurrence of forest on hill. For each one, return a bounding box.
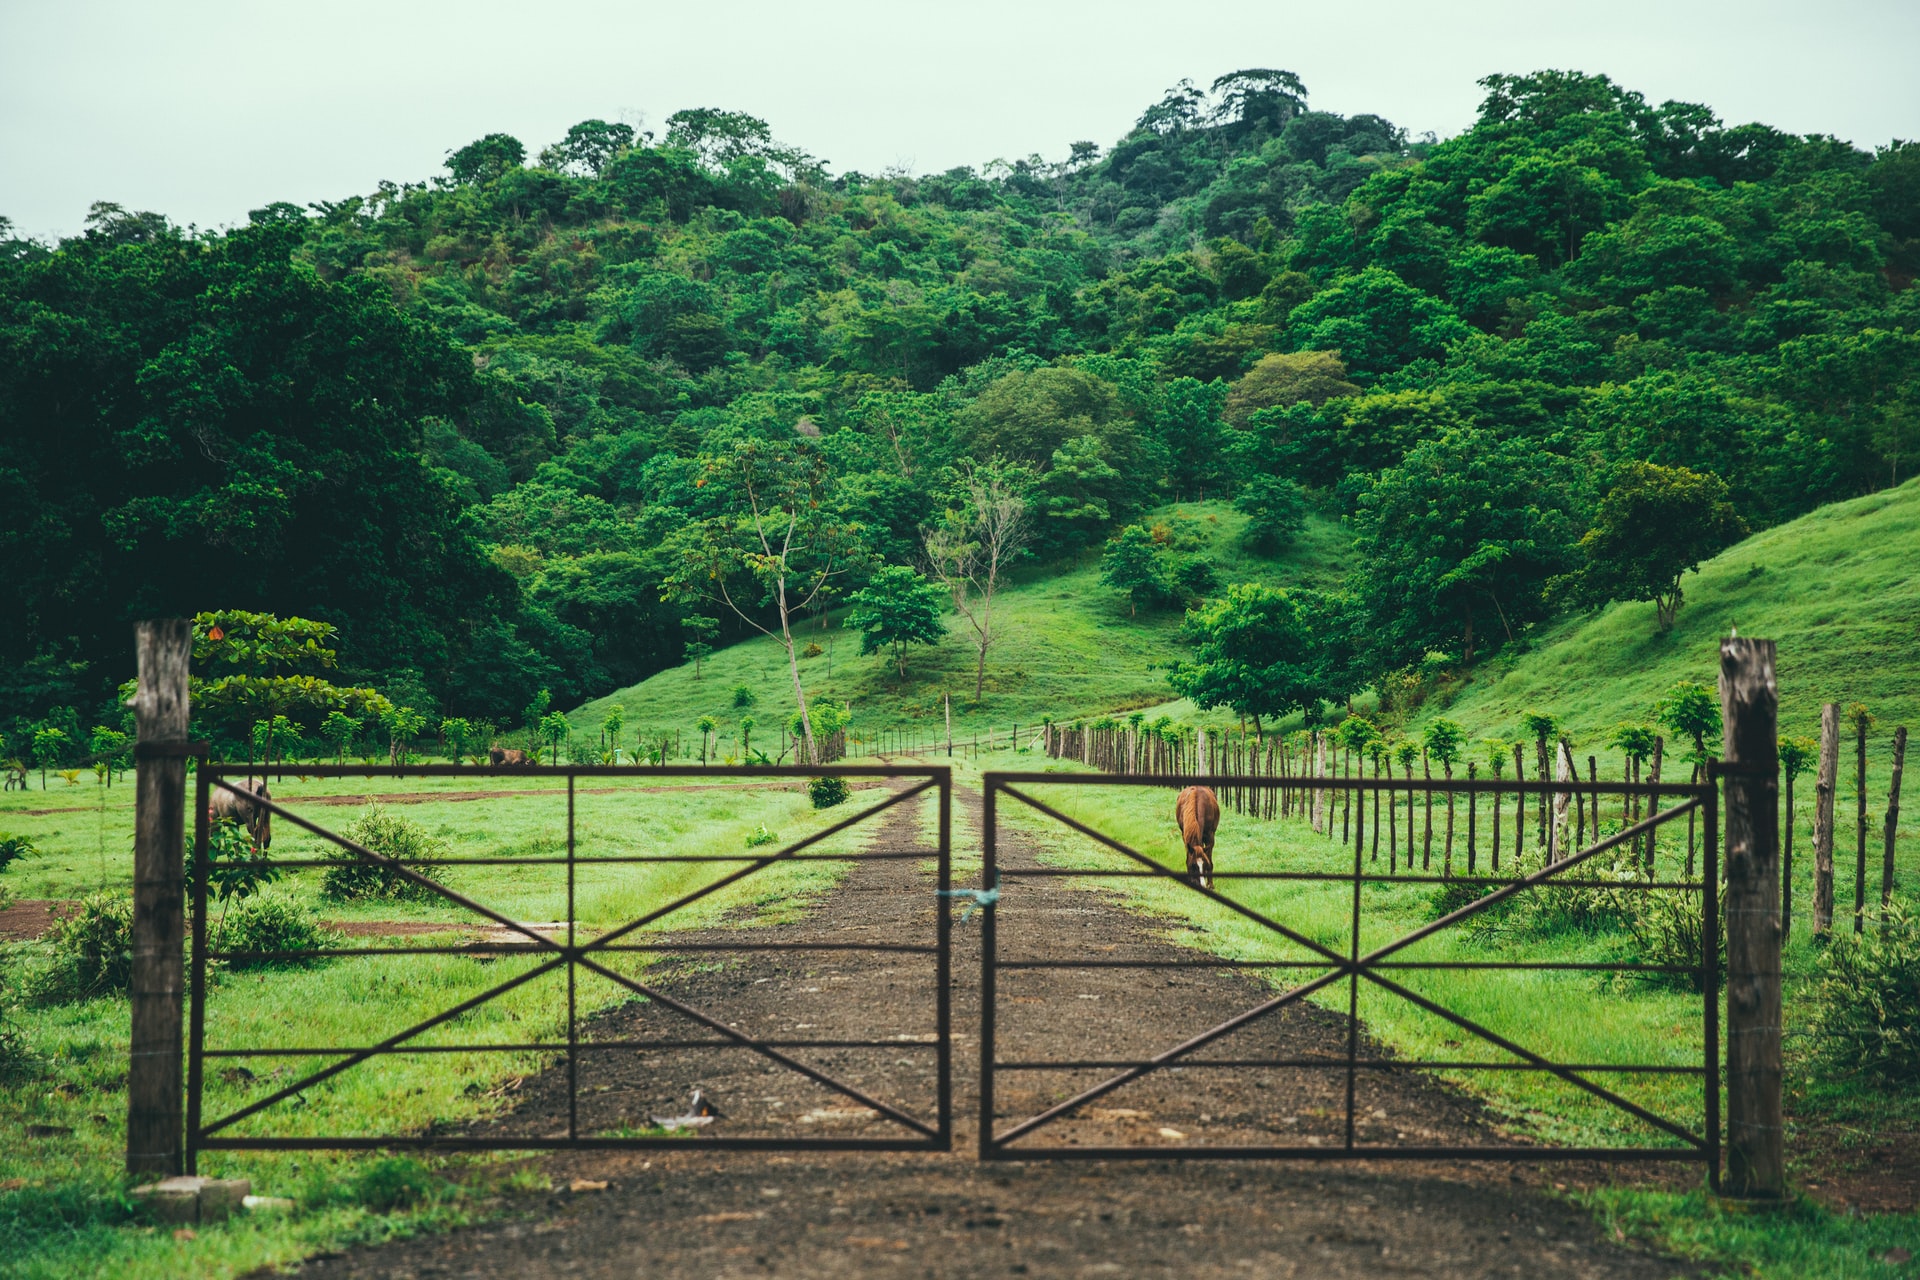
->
[2,67,1917,755]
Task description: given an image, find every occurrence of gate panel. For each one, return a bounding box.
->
[187,764,950,1165]
[978,769,1719,1182]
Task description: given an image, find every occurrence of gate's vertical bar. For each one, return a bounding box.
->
[1345,768,1363,1149]
[185,767,210,1175]
[978,775,999,1160]
[1718,637,1782,1199]
[936,768,953,1148]
[129,618,190,1178]
[567,769,578,1143]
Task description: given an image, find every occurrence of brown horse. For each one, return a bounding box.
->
[209,779,272,849]
[1174,785,1220,889]
[488,746,535,767]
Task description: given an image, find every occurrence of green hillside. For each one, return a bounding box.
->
[1417,476,1920,747]
[571,501,1352,744]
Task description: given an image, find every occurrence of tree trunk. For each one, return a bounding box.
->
[1855,716,1870,934]
[1813,702,1840,936]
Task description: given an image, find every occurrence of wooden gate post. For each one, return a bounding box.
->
[129,619,191,1176]
[1719,636,1784,1199]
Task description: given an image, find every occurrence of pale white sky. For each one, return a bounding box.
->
[3,0,1916,241]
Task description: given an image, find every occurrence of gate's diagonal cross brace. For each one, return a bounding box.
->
[194,771,943,1147]
[986,776,1710,1153]
[200,956,566,1137]
[571,953,938,1139]
[581,779,936,957]
[215,780,563,951]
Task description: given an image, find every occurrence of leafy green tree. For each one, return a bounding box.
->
[845,565,948,679]
[665,436,870,758]
[321,711,357,765]
[1556,462,1748,633]
[440,717,476,765]
[601,705,625,759]
[446,133,526,184]
[1233,475,1307,551]
[731,684,757,710]
[924,458,1034,701]
[695,714,718,765]
[1283,268,1471,380]
[382,706,427,765]
[1156,376,1228,500]
[1100,525,1171,617]
[1654,681,1721,764]
[1424,719,1465,771]
[541,119,635,176]
[682,615,718,678]
[1351,429,1580,668]
[1166,583,1357,733]
[30,724,69,789]
[538,711,572,766]
[87,726,129,785]
[1223,351,1360,425]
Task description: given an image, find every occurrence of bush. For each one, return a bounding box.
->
[745,824,778,848]
[212,892,341,969]
[34,893,133,1003]
[1624,889,1726,992]
[1808,902,1920,1084]
[0,956,31,1078]
[352,1156,441,1213]
[0,833,35,874]
[322,806,450,902]
[808,776,850,809]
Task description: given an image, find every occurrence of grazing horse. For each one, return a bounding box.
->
[488,746,535,767]
[209,779,272,849]
[1174,785,1220,889]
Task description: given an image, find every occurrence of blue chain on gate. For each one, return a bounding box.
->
[936,874,1000,923]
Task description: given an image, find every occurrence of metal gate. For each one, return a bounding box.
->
[978,768,1720,1181]
[186,763,951,1166]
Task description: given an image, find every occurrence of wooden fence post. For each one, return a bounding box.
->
[1719,635,1783,1199]
[129,619,191,1177]
[1813,703,1840,936]
[1885,727,1908,917]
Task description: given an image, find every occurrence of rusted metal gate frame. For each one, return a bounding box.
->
[978,769,1721,1186]
[186,762,952,1168]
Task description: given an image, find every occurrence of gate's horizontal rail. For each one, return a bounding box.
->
[992,1058,1703,1074]
[999,868,1705,888]
[203,1038,945,1057]
[205,764,944,779]
[205,942,938,961]
[998,959,1699,973]
[983,769,1714,798]
[981,1145,1704,1163]
[240,852,929,868]
[197,1136,946,1153]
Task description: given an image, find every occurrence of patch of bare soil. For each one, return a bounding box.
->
[1788,1113,1920,1215]
[0,898,72,941]
[287,782,1693,1279]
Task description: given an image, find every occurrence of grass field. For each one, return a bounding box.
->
[0,769,896,1280]
[569,500,1355,747]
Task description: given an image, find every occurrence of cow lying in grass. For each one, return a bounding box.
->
[209,779,272,849]
[1174,785,1219,890]
[488,746,535,767]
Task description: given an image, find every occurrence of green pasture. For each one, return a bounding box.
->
[0,769,906,1280]
[570,500,1354,746]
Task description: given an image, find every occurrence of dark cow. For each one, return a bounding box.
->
[209,779,272,849]
[488,746,535,767]
[1174,785,1220,890]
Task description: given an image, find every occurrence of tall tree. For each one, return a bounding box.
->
[666,437,869,756]
[845,565,948,679]
[1555,462,1747,633]
[924,459,1033,703]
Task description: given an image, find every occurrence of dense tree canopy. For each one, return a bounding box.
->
[3,65,1917,741]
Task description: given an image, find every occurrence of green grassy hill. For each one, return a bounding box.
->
[571,501,1353,745]
[1418,476,1920,748]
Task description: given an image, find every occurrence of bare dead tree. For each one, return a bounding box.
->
[924,460,1032,704]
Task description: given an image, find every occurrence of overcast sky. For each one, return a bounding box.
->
[3,0,1917,241]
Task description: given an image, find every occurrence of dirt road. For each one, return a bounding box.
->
[285,782,1686,1279]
